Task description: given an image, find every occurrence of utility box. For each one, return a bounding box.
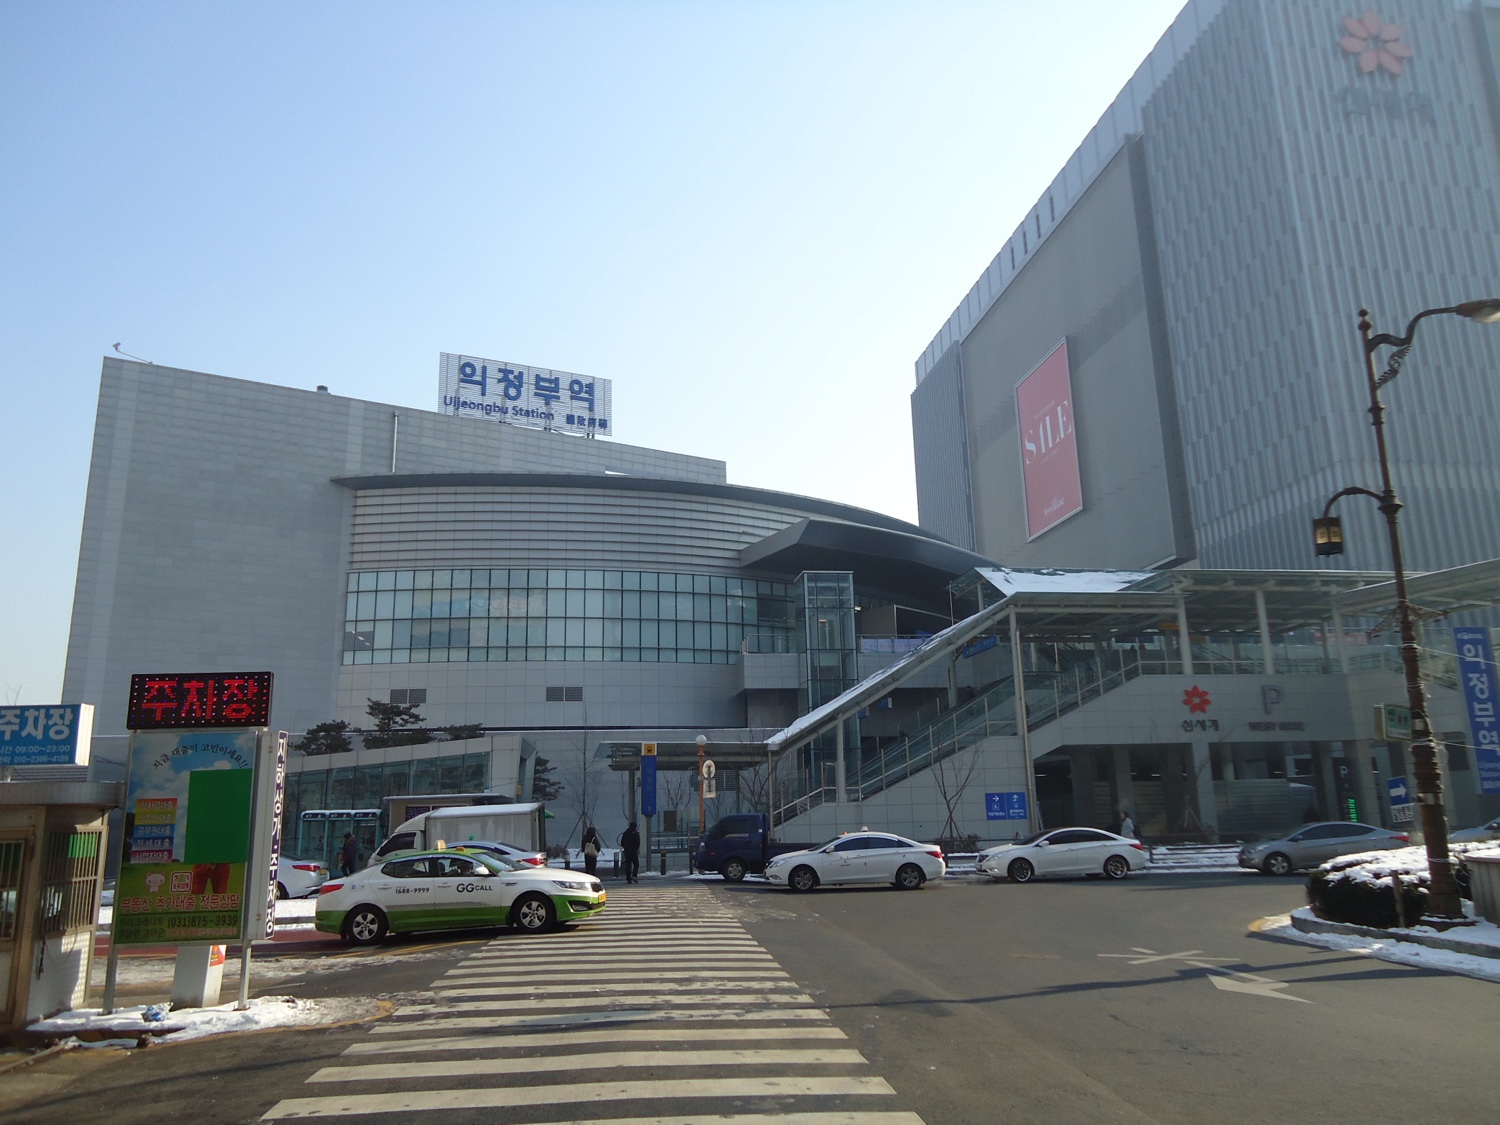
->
[0,782,122,1034]
[1468,853,1500,925]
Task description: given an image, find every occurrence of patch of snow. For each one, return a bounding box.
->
[974,566,1153,596]
[29,994,379,1045]
[1262,909,1500,984]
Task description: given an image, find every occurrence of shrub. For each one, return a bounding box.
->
[1307,845,1481,928]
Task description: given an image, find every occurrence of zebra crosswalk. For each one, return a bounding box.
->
[261,884,925,1124]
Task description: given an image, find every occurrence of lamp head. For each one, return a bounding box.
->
[1455,299,1500,324]
[1313,515,1345,557]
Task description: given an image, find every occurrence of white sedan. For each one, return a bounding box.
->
[977,828,1145,883]
[765,832,946,892]
[1449,816,1500,844]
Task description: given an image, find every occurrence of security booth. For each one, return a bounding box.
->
[0,781,122,1035]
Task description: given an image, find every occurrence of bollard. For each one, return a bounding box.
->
[661,849,668,875]
[613,851,621,878]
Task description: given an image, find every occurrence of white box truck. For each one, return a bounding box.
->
[368,802,548,866]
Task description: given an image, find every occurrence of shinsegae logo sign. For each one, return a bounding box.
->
[1339,10,1414,77]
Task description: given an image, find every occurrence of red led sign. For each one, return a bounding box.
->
[126,671,274,730]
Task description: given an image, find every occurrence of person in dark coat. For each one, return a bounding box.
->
[340,831,359,876]
[620,821,641,883]
[581,824,603,876]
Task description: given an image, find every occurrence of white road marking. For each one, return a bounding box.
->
[341,1025,851,1055]
[1100,946,1311,1003]
[262,1077,896,1118]
[366,1006,834,1032]
[392,991,816,1014]
[308,1047,870,1082]
[429,979,804,998]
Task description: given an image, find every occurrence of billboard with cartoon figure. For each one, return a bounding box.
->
[113,729,258,944]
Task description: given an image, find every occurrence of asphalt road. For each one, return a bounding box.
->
[3,873,1495,1125]
[719,871,1500,1125]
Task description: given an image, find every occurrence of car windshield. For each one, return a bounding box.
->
[816,835,859,851]
[455,852,514,873]
[1013,831,1049,846]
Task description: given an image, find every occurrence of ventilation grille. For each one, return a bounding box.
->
[390,688,427,706]
[546,686,584,702]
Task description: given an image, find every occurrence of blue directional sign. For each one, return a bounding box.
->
[985,791,1029,821]
[1387,776,1410,806]
[640,743,657,817]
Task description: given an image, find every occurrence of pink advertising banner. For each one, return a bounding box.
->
[1016,340,1083,540]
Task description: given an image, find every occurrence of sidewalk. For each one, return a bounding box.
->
[1266,907,1500,982]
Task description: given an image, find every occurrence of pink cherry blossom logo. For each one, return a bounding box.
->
[1340,10,1414,76]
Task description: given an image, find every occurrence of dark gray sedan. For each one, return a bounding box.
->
[1238,821,1409,875]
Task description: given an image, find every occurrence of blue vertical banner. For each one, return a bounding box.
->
[1453,626,1500,795]
[640,743,658,816]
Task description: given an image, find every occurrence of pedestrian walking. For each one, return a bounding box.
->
[340,831,359,877]
[581,824,602,876]
[620,821,641,883]
[1119,810,1136,840]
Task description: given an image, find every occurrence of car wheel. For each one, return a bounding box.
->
[1103,855,1130,880]
[342,905,388,945]
[511,892,558,933]
[1263,852,1293,877]
[721,858,747,883]
[895,863,925,890]
[1008,858,1035,884]
[275,882,289,900]
[789,865,819,892]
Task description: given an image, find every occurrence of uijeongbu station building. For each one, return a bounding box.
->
[60,355,1500,854]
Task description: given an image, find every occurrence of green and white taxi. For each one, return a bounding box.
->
[314,848,605,944]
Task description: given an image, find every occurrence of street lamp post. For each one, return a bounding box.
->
[696,734,707,838]
[1314,299,1500,921]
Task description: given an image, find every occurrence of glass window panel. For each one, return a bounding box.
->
[584,619,603,646]
[357,591,376,617]
[374,621,393,649]
[694,593,711,620]
[355,766,382,809]
[376,571,395,591]
[695,622,711,647]
[449,592,469,617]
[510,621,529,646]
[641,572,658,591]
[694,574,710,594]
[451,570,470,589]
[383,762,411,797]
[623,571,640,590]
[527,619,545,645]
[641,620,659,646]
[623,620,640,645]
[564,570,583,588]
[412,758,439,793]
[395,570,414,590]
[328,767,355,807]
[410,589,431,618]
[584,647,602,661]
[394,590,413,618]
[346,573,359,593]
[622,591,639,617]
[679,592,696,619]
[414,570,433,589]
[603,590,621,617]
[603,619,621,646]
[433,570,452,589]
[431,592,452,618]
[585,590,604,616]
[375,591,395,619]
[391,648,410,663]
[394,621,411,647]
[728,624,744,651]
[604,571,621,589]
[681,648,698,663]
[488,647,506,660]
[358,572,377,592]
[566,590,584,616]
[430,648,451,662]
[565,619,584,646]
[409,648,428,662]
[463,753,489,791]
[639,591,657,618]
[450,622,470,647]
[546,619,565,646]
[468,620,487,647]
[469,590,489,617]
[468,648,486,661]
[545,569,565,588]
[711,623,727,650]
[547,589,567,617]
[623,648,640,661]
[585,570,604,588]
[526,646,545,660]
[565,646,583,660]
[345,592,358,621]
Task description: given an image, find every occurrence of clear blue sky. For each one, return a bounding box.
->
[0,1,1188,705]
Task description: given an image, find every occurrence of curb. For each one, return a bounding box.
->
[1289,912,1500,961]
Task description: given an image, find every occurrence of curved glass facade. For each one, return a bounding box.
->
[342,568,794,665]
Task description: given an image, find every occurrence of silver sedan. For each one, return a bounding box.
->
[1237,821,1408,875]
[764,832,946,892]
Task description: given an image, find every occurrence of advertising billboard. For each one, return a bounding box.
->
[439,353,612,438]
[1454,626,1500,795]
[114,729,259,944]
[1015,340,1083,540]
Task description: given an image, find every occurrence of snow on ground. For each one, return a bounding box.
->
[29,994,381,1048]
[1261,909,1500,983]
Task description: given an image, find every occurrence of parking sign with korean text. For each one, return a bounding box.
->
[0,703,94,767]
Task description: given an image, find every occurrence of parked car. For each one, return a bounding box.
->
[977,828,1145,883]
[276,856,328,899]
[1238,821,1408,875]
[445,839,548,867]
[696,813,816,881]
[315,849,605,944]
[1449,816,1500,844]
[763,831,945,892]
